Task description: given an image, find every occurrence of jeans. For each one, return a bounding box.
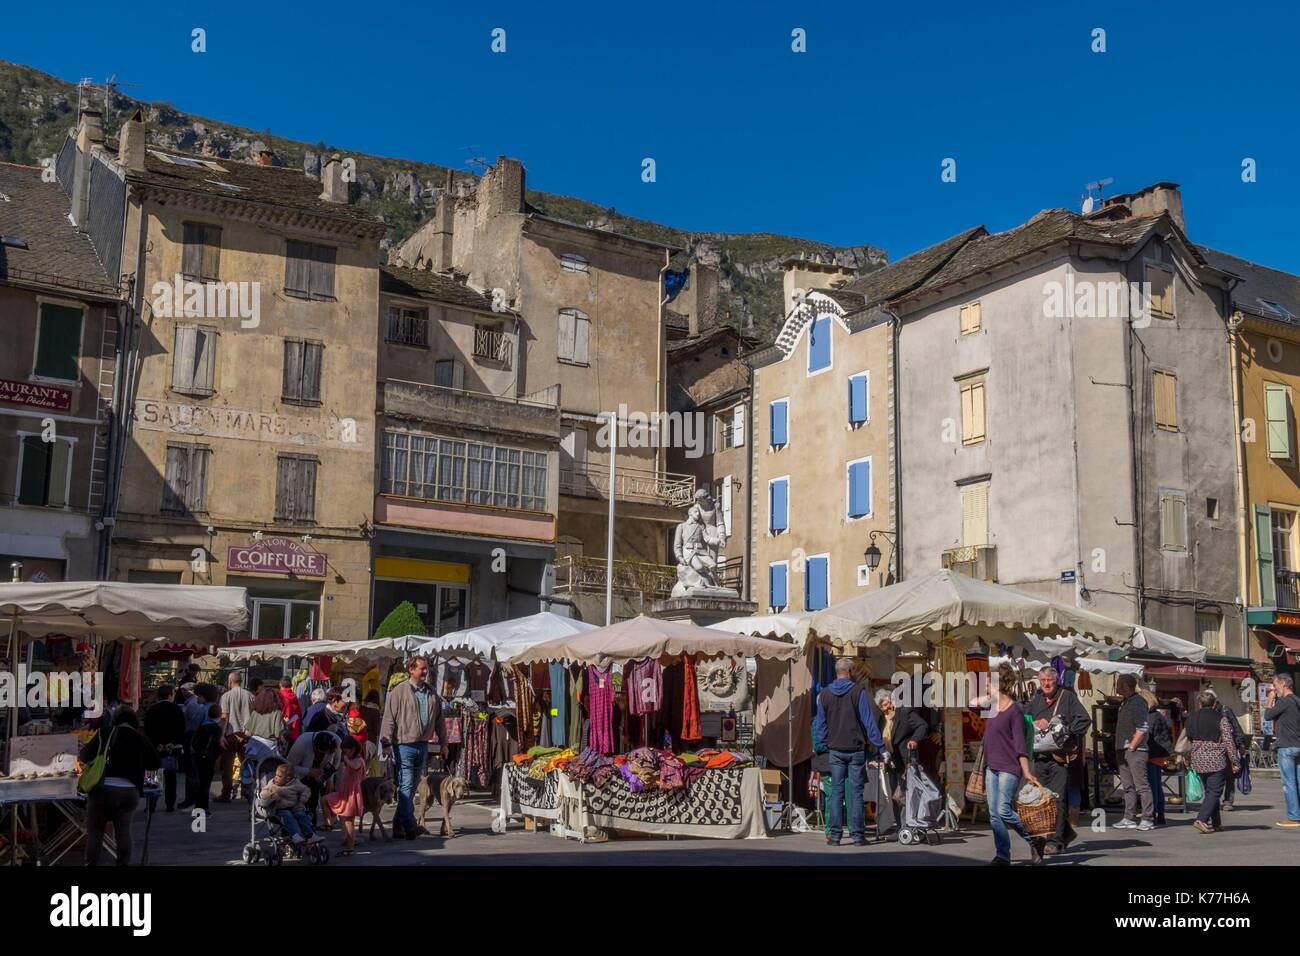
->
[827,750,866,842]
[85,784,139,866]
[394,743,428,831]
[1197,769,1228,828]
[1118,749,1154,821]
[1279,747,1300,821]
[985,769,1030,861]
[1146,760,1165,818]
[276,808,315,839]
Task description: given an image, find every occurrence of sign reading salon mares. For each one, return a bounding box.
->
[133,398,367,450]
[228,537,327,577]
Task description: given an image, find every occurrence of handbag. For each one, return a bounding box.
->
[1185,768,1204,802]
[1173,730,1191,755]
[78,729,116,794]
[1236,762,1252,796]
[964,744,987,804]
[1032,695,1068,754]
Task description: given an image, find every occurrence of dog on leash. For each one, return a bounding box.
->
[361,776,396,841]
[415,771,468,837]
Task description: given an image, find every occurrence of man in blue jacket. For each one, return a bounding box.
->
[814,658,886,846]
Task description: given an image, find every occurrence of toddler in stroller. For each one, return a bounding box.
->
[243,758,329,865]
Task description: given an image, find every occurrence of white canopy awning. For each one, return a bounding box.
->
[1006,628,1207,664]
[222,638,418,663]
[0,581,248,642]
[711,612,811,641]
[990,654,1146,677]
[416,611,600,662]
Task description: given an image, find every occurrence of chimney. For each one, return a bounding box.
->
[782,255,855,316]
[71,108,106,229]
[318,154,349,204]
[1105,182,1186,234]
[257,149,275,166]
[480,156,525,219]
[117,109,146,172]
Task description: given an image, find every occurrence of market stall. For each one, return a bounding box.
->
[0,581,248,865]
[502,615,801,842]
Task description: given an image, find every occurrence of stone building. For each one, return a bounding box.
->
[63,108,386,641]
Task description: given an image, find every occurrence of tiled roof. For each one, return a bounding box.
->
[380,264,502,313]
[1199,246,1300,325]
[836,226,985,310]
[0,162,117,296]
[126,147,384,229]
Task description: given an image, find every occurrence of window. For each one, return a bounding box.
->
[16,435,71,507]
[558,308,590,365]
[381,429,548,512]
[1207,497,1219,520]
[846,457,872,519]
[768,477,789,534]
[1146,262,1174,319]
[961,483,989,546]
[282,339,323,404]
[805,554,829,610]
[808,315,832,374]
[560,253,589,274]
[769,562,789,611]
[1159,490,1188,551]
[181,222,222,282]
[1196,611,1225,656]
[275,454,319,522]
[959,301,982,336]
[285,240,336,300]
[33,301,84,382]
[716,406,745,450]
[712,476,733,536]
[848,372,869,426]
[959,378,986,445]
[770,398,789,448]
[1256,505,1278,606]
[252,598,319,642]
[473,325,513,366]
[1265,382,1293,460]
[171,325,217,395]
[386,305,428,347]
[433,359,464,390]
[1259,299,1295,320]
[1153,370,1178,431]
[161,443,210,514]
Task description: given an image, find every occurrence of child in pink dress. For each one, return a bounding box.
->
[324,735,366,855]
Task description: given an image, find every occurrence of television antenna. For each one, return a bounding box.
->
[1081,177,1114,214]
[461,146,490,175]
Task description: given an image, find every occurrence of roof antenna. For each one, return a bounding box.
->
[461,146,489,175]
[1081,177,1114,214]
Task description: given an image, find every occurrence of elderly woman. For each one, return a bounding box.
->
[1187,690,1241,834]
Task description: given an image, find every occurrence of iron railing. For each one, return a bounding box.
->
[941,544,998,582]
[552,554,743,600]
[473,325,513,367]
[1277,569,1300,611]
[560,462,694,506]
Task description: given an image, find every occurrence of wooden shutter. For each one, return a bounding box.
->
[193,327,216,392]
[770,479,788,532]
[172,325,197,391]
[1161,494,1187,550]
[557,310,576,361]
[182,223,204,280]
[1154,371,1178,430]
[47,439,70,508]
[962,484,989,547]
[285,241,311,295]
[163,445,188,512]
[282,340,304,400]
[1147,264,1173,317]
[190,446,210,512]
[806,556,828,610]
[960,301,981,335]
[451,359,465,391]
[771,400,788,446]
[275,456,295,518]
[722,475,733,536]
[201,225,222,281]
[301,342,323,401]
[35,303,83,381]
[1256,504,1276,606]
[573,311,590,365]
[849,374,868,424]
[770,563,787,609]
[848,460,871,517]
[732,405,745,446]
[297,459,318,522]
[1266,383,1292,459]
[961,382,986,443]
[18,436,50,505]
[310,244,336,299]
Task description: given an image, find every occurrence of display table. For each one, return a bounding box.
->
[0,775,92,866]
[501,764,563,823]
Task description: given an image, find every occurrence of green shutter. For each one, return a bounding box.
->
[1266,383,1292,460]
[34,303,83,381]
[47,440,70,508]
[18,436,51,505]
[1256,504,1275,606]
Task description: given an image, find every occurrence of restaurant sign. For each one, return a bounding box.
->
[0,378,72,412]
[227,537,326,577]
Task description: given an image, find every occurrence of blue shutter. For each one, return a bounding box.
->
[849,374,867,424]
[848,460,871,518]
[769,564,788,609]
[806,556,828,610]
[770,478,788,533]
[770,400,788,447]
[808,317,832,372]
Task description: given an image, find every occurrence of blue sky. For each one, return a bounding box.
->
[6,0,1299,271]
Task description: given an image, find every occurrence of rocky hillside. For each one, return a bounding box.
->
[0,61,885,340]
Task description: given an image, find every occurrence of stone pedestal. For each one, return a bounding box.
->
[651,591,758,628]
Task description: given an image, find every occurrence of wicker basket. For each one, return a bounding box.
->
[1014,792,1058,837]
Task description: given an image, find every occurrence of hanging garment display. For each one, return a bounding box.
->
[118,641,141,708]
[361,667,381,704]
[754,654,814,768]
[626,658,663,716]
[568,665,585,748]
[681,654,702,742]
[439,661,467,700]
[588,665,615,755]
[463,712,491,787]
[510,664,538,750]
[549,662,568,746]
[466,660,492,703]
[310,657,332,682]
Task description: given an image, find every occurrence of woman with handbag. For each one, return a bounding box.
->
[972,662,1042,866]
[78,707,161,866]
[1186,690,1240,834]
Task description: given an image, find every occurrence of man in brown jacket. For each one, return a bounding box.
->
[380,656,446,839]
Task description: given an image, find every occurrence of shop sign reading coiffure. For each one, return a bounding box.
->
[227,537,326,577]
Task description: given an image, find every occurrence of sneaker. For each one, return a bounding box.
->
[1112,818,1138,829]
[1222,801,1234,812]
[1276,820,1300,828]
[989,857,1010,866]
[826,835,841,846]
[1192,820,1213,834]
[1136,820,1155,832]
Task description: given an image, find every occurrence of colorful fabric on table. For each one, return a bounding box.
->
[681,655,702,742]
[626,658,663,716]
[588,665,615,754]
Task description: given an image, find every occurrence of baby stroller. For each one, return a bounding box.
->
[241,747,330,866]
[897,762,943,846]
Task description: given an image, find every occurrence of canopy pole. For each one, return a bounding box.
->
[605,412,617,627]
[786,656,793,827]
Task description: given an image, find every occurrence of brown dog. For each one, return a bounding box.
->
[361,776,396,841]
[415,772,468,837]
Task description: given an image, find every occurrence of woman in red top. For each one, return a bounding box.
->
[279,676,302,740]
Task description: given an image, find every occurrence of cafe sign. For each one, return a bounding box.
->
[0,378,72,412]
[227,537,326,577]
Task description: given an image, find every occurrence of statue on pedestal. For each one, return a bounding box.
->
[671,488,735,598]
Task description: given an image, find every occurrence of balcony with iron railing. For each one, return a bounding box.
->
[380,378,560,441]
[1277,569,1300,611]
[941,544,998,582]
[559,461,695,507]
[473,325,513,368]
[552,554,743,601]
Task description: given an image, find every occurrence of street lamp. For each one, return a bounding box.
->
[864,543,882,572]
